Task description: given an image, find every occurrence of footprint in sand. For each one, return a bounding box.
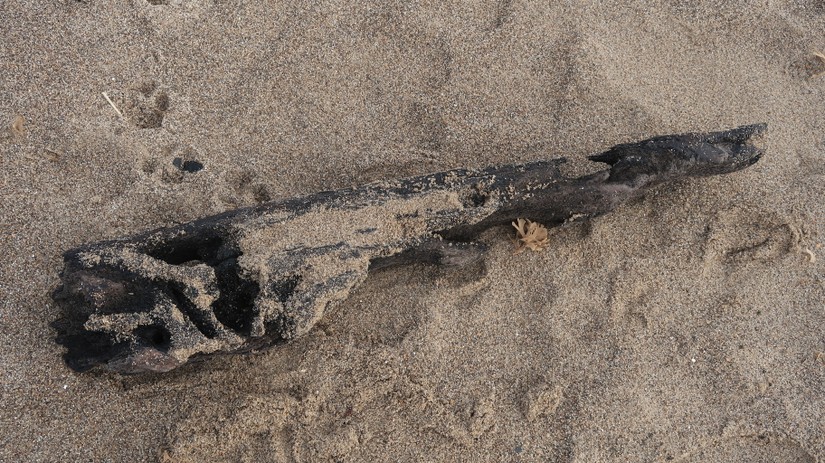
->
[225,169,272,205]
[126,80,171,129]
[522,381,563,422]
[162,393,298,463]
[140,143,203,185]
[703,205,797,265]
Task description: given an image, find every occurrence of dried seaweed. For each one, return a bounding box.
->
[512,218,549,253]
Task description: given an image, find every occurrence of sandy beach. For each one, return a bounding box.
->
[1,1,823,461]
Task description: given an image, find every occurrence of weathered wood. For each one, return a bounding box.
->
[52,124,766,374]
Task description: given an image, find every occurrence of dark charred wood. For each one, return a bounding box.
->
[52,124,766,374]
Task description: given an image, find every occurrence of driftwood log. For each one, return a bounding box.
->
[53,124,766,374]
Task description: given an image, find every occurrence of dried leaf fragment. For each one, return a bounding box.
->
[512,218,549,253]
[11,115,25,136]
[802,248,816,263]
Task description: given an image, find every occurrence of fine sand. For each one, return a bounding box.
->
[1,1,823,462]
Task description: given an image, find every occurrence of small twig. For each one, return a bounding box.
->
[101,92,123,118]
